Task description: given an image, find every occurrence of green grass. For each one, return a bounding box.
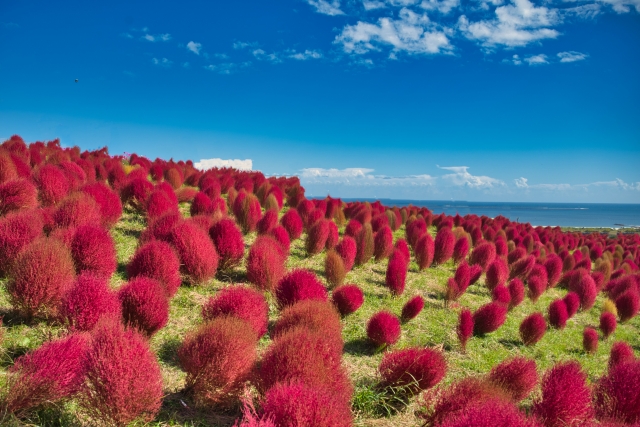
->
[0,203,638,426]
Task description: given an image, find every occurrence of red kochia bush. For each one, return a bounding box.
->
[395,238,411,261]
[367,311,401,347]
[280,208,303,240]
[527,274,547,304]
[306,219,330,256]
[436,400,538,427]
[4,333,90,417]
[609,341,635,369]
[118,277,169,337]
[325,220,339,250]
[256,327,352,402]
[548,299,569,329]
[508,278,525,309]
[8,237,76,319]
[473,302,508,336]
[246,236,285,292]
[53,192,102,228]
[532,361,593,427]
[81,182,122,228]
[563,292,581,318]
[81,320,163,425]
[569,270,598,311]
[457,309,474,351]
[355,223,375,266]
[209,218,245,271]
[127,240,181,298]
[145,189,177,219]
[336,236,357,272]
[510,255,536,281]
[492,285,511,306]
[600,311,617,338]
[544,254,563,288]
[594,359,640,423]
[178,317,257,408]
[486,258,509,290]
[70,224,117,277]
[344,218,362,238]
[60,272,121,331]
[256,209,278,235]
[583,327,598,354]
[170,220,219,284]
[0,178,38,215]
[386,251,408,296]
[275,269,328,309]
[615,290,640,322]
[469,241,496,271]
[0,209,43,274]
[34,164,69,206]
[401,295,425,322]
[379,347,447,395]
[415,233,435,270]
[331,284,364,316]
[488,356,538,402]
[233,192,262,233]
[260,382,353,427]
[325,249,346,288]
[454,261,471,293]
[452,236,470,264]
[433,227,455,265]
[519,312,547,346]
[374,225,394,261]
[202,285,268,338]
[272,300,343,353]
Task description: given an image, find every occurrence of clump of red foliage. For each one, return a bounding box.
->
[336,236,357,272]
[599,311,617,338]
[202,285,268,338]
[331,284,364,316]
[379,347,447,396]
[401,295,425,322]
[508,278,525,309]
[355,223,375,266]
[272,300,343,353]
[469,241,496,271]
[615,290,639,322]
[118,277,169,337]
[415,233,435,270]
[386,250,409,296]
[0,209,43,274]
[170,219,219,284]
[374,226,394,261]
[280,208,303,240]
[275,269,328,309]
[472,302,507,336]
[367,310,401,347]
[59,272,121,331]
[457,308,474,351]
[548,299,568,329]
[209,218,245,271]
[583,327,598,354]
[70,224,117,278]
[487,356,538,402]
[127,240,181,297]
[246,236,285,292]
[325,249,347,288]
[519,312,547,346]
[608,341,635,369]
[593,359,640,423]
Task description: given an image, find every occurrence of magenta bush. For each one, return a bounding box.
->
[548,299,569,329]
[202,285,268,338]
[563,292,581,318]
[275,269,328,309]
[33,164,69,206]
[583,327,599,354]
[331,284,364,316]
[379,347,447,395]
[615,290,640,322]
[118,277,169,337]
[486,258,509,290]
[127,240,181,297]
[433,227,455,265]
[454,261,471,293]
[401,295,425,322]
[306,219,330,256]
[452,236,470,264]
[170,219,219,284]
[280,208,303,240]
[0,209,43,274]
[473,302,508,336]
[386,251,408,296]
[81,182,123,227]
[209,218,245,271]
[367,311,401,347]
[600,311,617,338]
[53,192,102,228]
[436,400,539,427]
[519,312,547,346]
[508,278,525,309]
[469,241,496,271]
[355,223,375,266]
[568,269,598,311]
[0,178,38,215]
[60,272,121,331]
[246,236,285,292]
[70,224,117,277]
[457,309,474,351]
[488,356,538,402]
[492,285,511,306]
[415,233,435,270]
[257,209,278,235]
[544,254,563,288]
[594,359,640,423]
[374,225,394,261]
[609,341,635,369]
[336,236,357,271]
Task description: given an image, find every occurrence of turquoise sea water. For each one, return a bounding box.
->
[340,199,640,228]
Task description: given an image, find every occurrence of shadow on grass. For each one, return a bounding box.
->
[216,270,248,284]
[157,336,182,367]
[498,338,523,349]
[156,391,238,427]
[344,338,376,356]
[116,261,128,279]
[352,380,415,418]
[120,227,141,239]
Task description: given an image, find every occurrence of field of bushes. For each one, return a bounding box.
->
[0,134,638,427]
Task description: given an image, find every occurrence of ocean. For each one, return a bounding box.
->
[339,199,640,229]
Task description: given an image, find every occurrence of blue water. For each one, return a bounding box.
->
[339,199,640,228]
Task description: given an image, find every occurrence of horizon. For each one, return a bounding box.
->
[1,0,639,203]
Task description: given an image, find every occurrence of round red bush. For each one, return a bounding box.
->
[0,178,38,215]
[436,400,539,427]
[473,302,508,336]
[415,233,435,270]
[374,226,394,261]
[345,219,362,238]
[209,218,245,271]
[280,208,303,240]
[492,285,511,306]
[275,269,328,309]
[519,312,547,346]
[469,241,496,271]
[127,240,181,297]
[569,270,598,311]
[609,341,635,370]
[452,236,470,264]
[246,236,285,292]
[401,295,425,322]
[118,277,169,337]
[80,182,122,227]
[81,320,163,425]
[527,275,547,303]
[272,300,343,352]
[257,209,278,235]
[486,258,509,290]
[386,251,408,296]
[0,209,43,274]
[355,223,375,266]
[8,237,76,319]
[331,284,364,316]
[379,347,447,395]
[306,219,330,256]
[336,236,357,272]
[70,224,116,278]
[53,192,102,228]
[488,356,538,402]
[457,308,474,351]
[367,311,401,347]
[594,359,640,423]
[325,220,339,250]
[433,227,455,265]
[600,311,617,338]
[121,177,153,208]
[563,291,581,318]
[508,278,525,310]
[34,164,69,206]
[233,192,262,234]
[202,285,268,338]
[170,219,219,284]
[548,299,568,329]
[190,191,215,217]
[269,225,290,255]
[583,327,599,354]
[615,290,640,322]
[395,238,411,261]
[60,272,121,332]
[544,254,563,288]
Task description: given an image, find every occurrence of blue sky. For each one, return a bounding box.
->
[1,0,639,203]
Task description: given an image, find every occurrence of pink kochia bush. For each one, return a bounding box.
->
[367,311,401,347]
[548,299,569,329]
[81,182,123,228]
[53,192,102,228]
[486,258,509,290]
[401,295,425,322]
[386,250,408,296]
[469,241,496,271]
[457,309,474,351]
[336,236,357,272]
[379,347,447,395]
[33,164,70,206]
[0,178,38,215]
[433,227,455,265]
[488,356,538,402]
[0,209,43,274]
[532,361,593,427]
[178,317,258,408]
[275,269,328,309]
[472,302,508,336]
[209,218,245,271]
[331,284,364,316]
[583,327,598,354]
[593,359,640,423]
[609,341,635,369]
[519,312,547,346]
[80,320,164,426]
[569,269,597,311]
[615,290,640,322]
[280,208,303,240]
[118,277,169,337]
[246,236,285,292]
[70,224,117,277]
[127,240,181,298]
[508,278,525,310]
[4,333,90,417]
[272,301,343,353]
[452,236,470,264]
[8,237,76,319]
[435,401,539,427]
[415,233,435,270]
[202,285,269,338]
[563,292,581,318]
[374,225,394,261]
[59,272,121,332]
[599,311,617,338]
[170,220,219,284]
[260,382,353,427]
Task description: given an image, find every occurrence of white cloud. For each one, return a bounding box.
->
[514,177,640,191]
[438,166,505,188]
[514,177,528,187]
[187,41,202,55]
[233,41,258,50]
[420,0,461,14]
[458,0,560,48]
[363,0,387,9]
[524,53,548,65]
[151,57,172,67]
[557,51,588,63]
[335,8,452,55]
[143,34,155,42]
[299,167,437,186]
[195,158,253,171]
[288,49,323,60]
[596,0,640,13]
[307,0,345,15]
[142,32,171,42]
[204,62,251,74]
[160,33,171,41]
[301,168,376,178]
[503,53,522,64]
[252,49,282,63]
